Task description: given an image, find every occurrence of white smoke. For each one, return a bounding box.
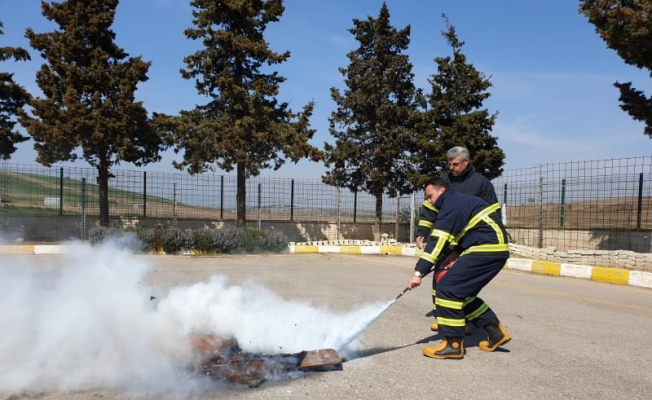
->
[158,276,391,354]
[0,241,389,396]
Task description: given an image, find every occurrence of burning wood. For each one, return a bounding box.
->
[190,335,345,388]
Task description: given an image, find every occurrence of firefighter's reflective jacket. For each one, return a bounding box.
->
[415,165,499,239]
[415,188,509,275]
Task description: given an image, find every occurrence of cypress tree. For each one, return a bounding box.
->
[18,0,162,226]
[0,22,31,160]
[324,3,421,240]
[156,0,321,227]
[580,1,652,138]
[414,16,504,182]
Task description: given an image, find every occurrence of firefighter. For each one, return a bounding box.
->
[407,177,510,359]
[415,146,500,333]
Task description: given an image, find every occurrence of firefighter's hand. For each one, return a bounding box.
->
[416,236,425,249]
[408,276,422,289]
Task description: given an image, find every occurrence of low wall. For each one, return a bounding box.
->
[508,243,652,272]
[508,227,652,253]
[3,215,652,271]
[0,214,406,243]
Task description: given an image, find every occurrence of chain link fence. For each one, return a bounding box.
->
[0,162,418,242]
[494,156,652,252]
[2,156,652,251]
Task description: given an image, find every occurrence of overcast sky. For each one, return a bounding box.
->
[1,0,651,179]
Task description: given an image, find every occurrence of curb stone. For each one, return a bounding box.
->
[288,243,652,290]
[3,243,651,290]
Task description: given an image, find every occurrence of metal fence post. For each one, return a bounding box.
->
[59,167,63,216]
[560,179,566,227]
[143,171,147,217]
[637,173,643,230]
[395,196,400,241]
[258,183,262,230]
[290,179,294,222]
[173,182,177,227]
[538,174,544,249]
[220,175,224,220]
[353,191,357,223]
[502,183,507,226]
[337,187,341,240]
[409,192,415,244]
[81,177,86,240]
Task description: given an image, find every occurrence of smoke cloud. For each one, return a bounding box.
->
[0,241,389,396]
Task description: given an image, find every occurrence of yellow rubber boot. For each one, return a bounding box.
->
[423,338,464,359]
[479,319,511,352]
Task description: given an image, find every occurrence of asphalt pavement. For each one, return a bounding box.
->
[2,253,651,400]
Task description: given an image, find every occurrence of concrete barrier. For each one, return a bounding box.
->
[3,242,651,290]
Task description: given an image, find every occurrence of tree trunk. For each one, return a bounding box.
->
[97,164,110,227]
[236,163,246,227]
[374,194,383,242]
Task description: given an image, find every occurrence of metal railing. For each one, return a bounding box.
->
[495,157,652,230]
[2,156,652,251]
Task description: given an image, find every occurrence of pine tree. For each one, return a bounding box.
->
[156,0,321,227]
[324,3,421,240]
[414,16,504,182]
[18,0,163,226]
[0,22,31,160]
[580,0,652,137]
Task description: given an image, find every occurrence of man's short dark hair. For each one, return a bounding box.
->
[424,176,450,190]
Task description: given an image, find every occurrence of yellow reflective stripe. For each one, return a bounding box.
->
[437,317,465,327]
[432,291,437,310]
[463,296,475,306]
[422,200,438,212]
[430,229,455,243]
[485,218,505,244]
[420,252,436,264]
[418,220,434,228]
[454,202,501,243]
[426,236,448,262]
[460,244,510,256]
[435,297,464,310]
[466,302,489,320]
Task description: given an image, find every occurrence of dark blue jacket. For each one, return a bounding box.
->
[415,188,509,275]
[415,165,499,239]
[447,164,498,205]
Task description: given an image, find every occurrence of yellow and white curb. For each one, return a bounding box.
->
[505,258,652,290]
[290,243,419,257]
[288,244,652,290]
[3,243,652,290]
[0,244,90,255]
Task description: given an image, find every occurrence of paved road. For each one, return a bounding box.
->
[2,252,652,400]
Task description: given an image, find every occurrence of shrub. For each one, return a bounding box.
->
[241,228,265,253]
[87,226,288,254]
[210,225,244,253]
[136,228,158,252]
[192,229,213,253]
[162,227,195,254]
[89,226,148,253]
[261,228,288,252]
[89,226,117,244]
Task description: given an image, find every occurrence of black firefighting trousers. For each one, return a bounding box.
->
[434,251,510,338]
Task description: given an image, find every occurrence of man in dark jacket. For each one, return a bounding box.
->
[416,146,499,247]
[415,146,500,332]
[407,177,511,359]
